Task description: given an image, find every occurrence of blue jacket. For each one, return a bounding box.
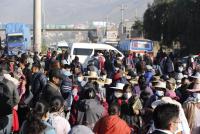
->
[144,71,153,84]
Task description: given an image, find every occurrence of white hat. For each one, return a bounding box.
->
[190,72,200,79]
[110,83,125,90]
[146,65,153,70]
[151,97,180,109]
[175,73,184,80]
[153,81,166,89]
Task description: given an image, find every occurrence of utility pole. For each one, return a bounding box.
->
[33,0,42,52]
[120,4,128,39]
[135,8,138,19]
[121,4,125,35]
[105,16,109,37]
[42,0,46,50]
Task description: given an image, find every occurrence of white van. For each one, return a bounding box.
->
[56,41,69,51]
[66,43,124,68]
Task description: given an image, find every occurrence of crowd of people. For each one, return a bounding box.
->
[0,48,200,134]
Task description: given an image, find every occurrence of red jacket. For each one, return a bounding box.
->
[94,115,131,134]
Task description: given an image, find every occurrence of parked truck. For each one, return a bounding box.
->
[118,38,154,57]
[5,23,31,55]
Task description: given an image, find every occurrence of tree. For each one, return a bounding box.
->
[131,19,144,37]
[143,0,200,54]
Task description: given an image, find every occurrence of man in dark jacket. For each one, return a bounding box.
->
[0,67,20,134]
[151,103,180,134]
[31,62,47,107]
[41,69,63,104]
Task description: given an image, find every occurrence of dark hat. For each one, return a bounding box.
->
[32,62,41,69]
[49,69,62,80]
[64,64,71,69]
[127,71,136,78]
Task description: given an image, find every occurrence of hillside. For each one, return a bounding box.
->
[0,0,153,24]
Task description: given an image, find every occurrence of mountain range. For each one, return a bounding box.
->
[0,0,153,25]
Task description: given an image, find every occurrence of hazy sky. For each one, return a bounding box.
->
[0,0,153,24]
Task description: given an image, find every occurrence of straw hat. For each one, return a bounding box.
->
[96,78,112,85]
[104,78,112,85]
[129,78,138,85]
[84,71,99,78]
[110,83,125,90]
[167,78,176,84]
[152,76,160,83]
[153,81,166,89]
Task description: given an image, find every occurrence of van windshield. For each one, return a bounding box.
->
[73,48,93,55]
[58,46,69,51]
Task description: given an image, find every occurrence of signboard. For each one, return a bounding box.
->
[130,40,153,51]
[106,30,118,41]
